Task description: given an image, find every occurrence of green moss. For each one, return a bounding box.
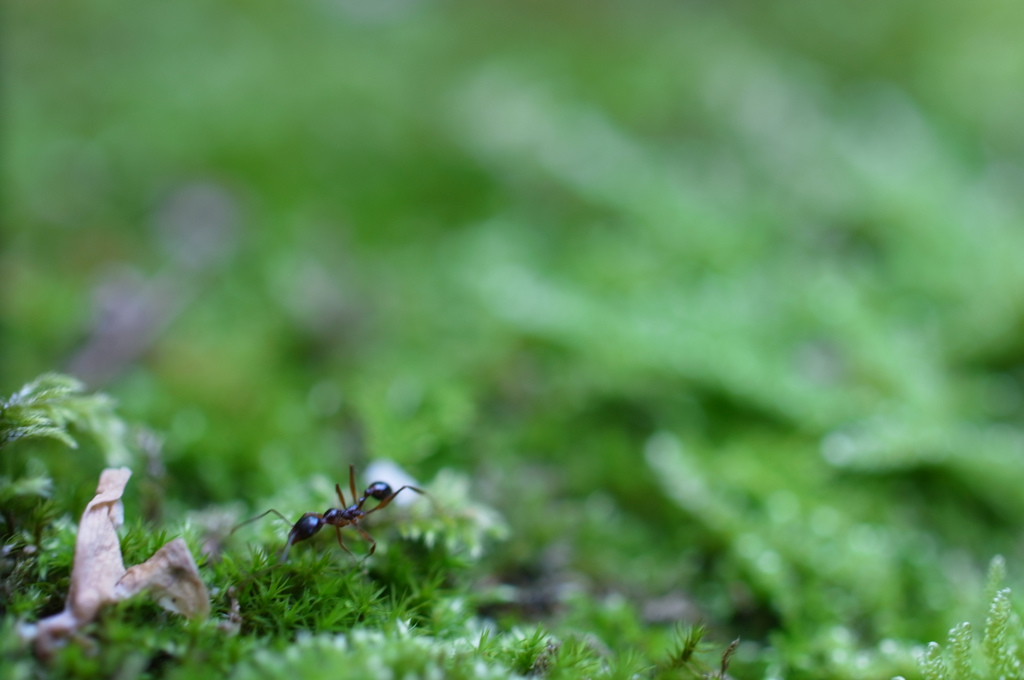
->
[5,0,1024,676]
[906,557,1024,680]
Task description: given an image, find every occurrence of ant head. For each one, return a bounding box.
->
[289,513,324,543]
[365,482,392,501]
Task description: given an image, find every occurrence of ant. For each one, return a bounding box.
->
[232,465,425,562]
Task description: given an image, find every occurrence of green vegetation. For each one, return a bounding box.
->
[3,0,1024,677]
[908,557,1024,680]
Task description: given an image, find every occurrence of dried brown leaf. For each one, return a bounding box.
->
[115,537,209,618]
[26,467,210,657]
[66,467,130,621]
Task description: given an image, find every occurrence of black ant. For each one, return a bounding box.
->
[232,465,425,562]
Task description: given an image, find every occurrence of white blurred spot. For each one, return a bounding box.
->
[821,430,858,466]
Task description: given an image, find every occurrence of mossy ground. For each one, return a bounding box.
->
[4,0,1024,678]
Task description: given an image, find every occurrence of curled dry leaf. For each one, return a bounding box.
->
[114,537,209,616]
[26,467,209,657]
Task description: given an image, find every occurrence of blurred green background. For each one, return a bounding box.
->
[4,0,1024,675]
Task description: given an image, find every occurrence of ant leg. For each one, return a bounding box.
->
[280,533,300,563]
[362,485,426,516]
[348,464,358,507]
[334,526,357,560]
[231,508,291,535]
[351,522,377,556]
[335,483,347,508]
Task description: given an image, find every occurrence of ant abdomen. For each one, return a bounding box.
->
[289,513,324,543]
